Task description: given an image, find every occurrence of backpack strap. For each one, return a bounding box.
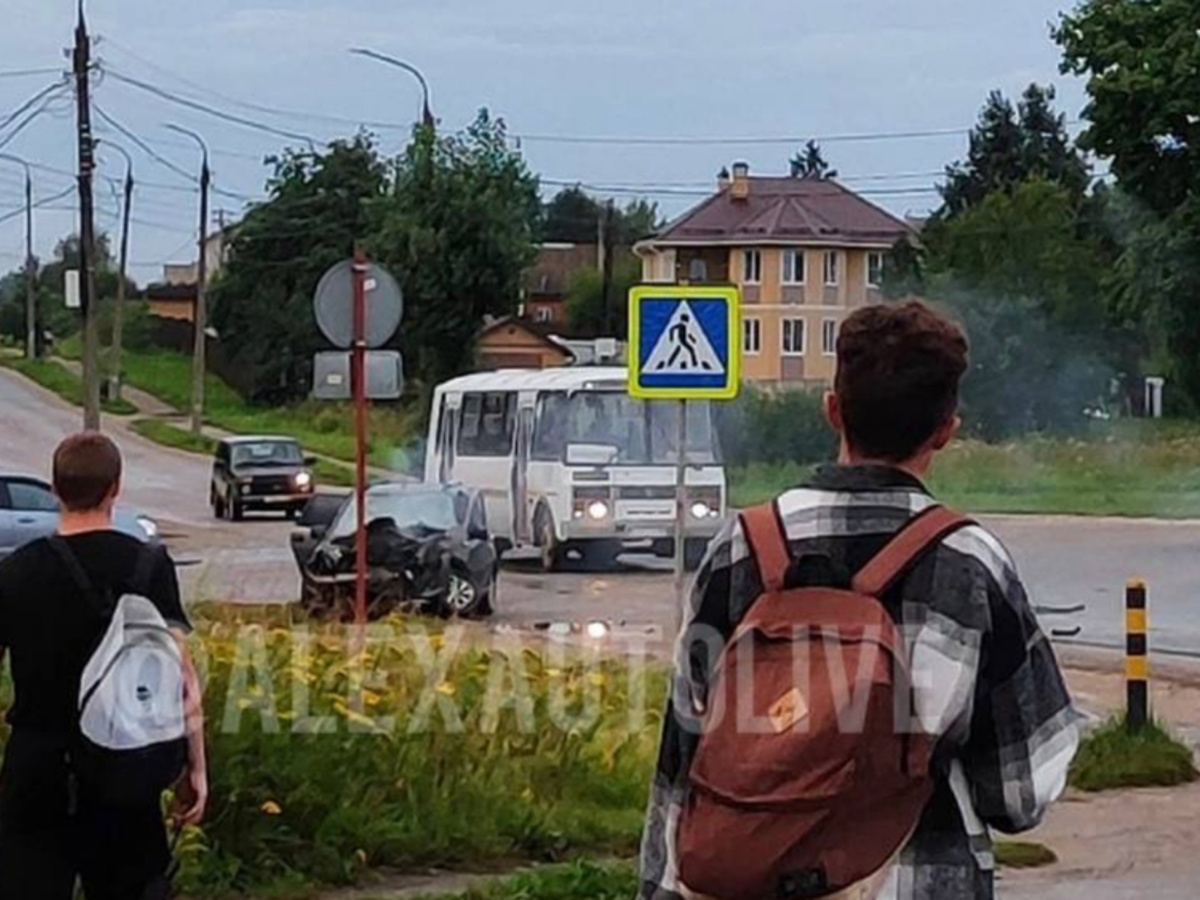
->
[48,536,107,615]
[739,502,791,593]
[851,505,974,598]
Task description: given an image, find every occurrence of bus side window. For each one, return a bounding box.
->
[460,392,515,456]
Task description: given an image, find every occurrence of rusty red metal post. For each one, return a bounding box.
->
[352,248,369,626]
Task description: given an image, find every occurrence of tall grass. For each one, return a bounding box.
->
[0,356,138,415]
[1070,717,1198,792]
[177,610,666,895]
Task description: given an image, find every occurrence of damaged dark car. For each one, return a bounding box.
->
[290,483,498,621]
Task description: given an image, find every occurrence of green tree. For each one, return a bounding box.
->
[789,141,837,179]
[1057,0,1200,406]
[209,135,389,402]
[881,236,925,299]
[542,186,600,243]
[371,110,541,388]
[564,256,640,338]
[925,180,1115,436]
[542,188,661,244]
[939,85,1089,217]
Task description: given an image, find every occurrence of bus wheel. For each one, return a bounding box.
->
[536,508,562,573]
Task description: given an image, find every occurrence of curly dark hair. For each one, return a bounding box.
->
[834,301,969,462]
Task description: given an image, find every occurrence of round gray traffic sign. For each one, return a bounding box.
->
[314,260,403,349]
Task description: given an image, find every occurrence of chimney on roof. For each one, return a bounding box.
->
[717,166,731,190]
[730,161,750,201]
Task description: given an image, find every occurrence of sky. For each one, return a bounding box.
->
[0,0,1089,286]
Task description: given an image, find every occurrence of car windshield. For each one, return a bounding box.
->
[231,441,303,468]
[329,490,460,539]
[533,392,719,465]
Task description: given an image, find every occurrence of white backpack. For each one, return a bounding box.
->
[51,537,189,803]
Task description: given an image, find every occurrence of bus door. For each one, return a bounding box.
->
[510,399,535,544]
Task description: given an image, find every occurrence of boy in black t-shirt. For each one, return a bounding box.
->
[0,432,208,899]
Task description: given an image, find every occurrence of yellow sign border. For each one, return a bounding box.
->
[628,285,741,400]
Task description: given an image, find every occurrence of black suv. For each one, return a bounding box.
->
[210,436,316,520]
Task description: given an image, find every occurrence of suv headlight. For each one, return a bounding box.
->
[295,471,313,490]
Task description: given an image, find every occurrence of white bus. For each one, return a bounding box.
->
[425,367,726,571]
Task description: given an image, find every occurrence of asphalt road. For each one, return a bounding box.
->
[2,366,1198,655]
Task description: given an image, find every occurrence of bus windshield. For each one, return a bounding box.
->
[533,392,719,465]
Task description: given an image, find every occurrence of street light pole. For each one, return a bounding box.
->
[348,49,435,128]
[100,141,133,401]
[166,124,210,435]
[0,154,36,360]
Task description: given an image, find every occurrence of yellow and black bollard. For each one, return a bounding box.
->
[1126,578,1148,732]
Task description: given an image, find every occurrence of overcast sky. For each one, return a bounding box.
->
[0,0,1088,285]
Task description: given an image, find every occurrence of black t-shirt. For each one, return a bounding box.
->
[0,531,189,738]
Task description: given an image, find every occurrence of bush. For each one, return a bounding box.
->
[1070,717,1198,792]
[716,387,836,468]
[174,611,665,895]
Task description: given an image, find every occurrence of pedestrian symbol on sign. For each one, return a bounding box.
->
[629,286,739,400]
[644,302,724,375]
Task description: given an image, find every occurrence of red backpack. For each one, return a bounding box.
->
[678,503,972,900]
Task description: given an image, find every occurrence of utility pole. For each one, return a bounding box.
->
[106,142,133,402]
[167,124,210,435]
[600,200,616,336]
[74,2,101,429]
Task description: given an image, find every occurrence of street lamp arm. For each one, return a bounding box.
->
[349,48,434,126]
[164,122,210,169]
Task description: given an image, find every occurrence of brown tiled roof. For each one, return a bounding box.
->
[651,177,913,247]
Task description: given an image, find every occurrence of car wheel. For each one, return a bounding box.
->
[536,508,562,573]
[226,490,244,522]
[212,489,226,519]
[445,568,482,617]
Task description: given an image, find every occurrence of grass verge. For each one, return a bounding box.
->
[729,421,1200,518]
[129,418,356,488]
[103,349,420,471]
[0,356,138,416]
[419,860,638,900]
[162,610,665,896]
[1070,717,1199,792]
[994,841,1058,869]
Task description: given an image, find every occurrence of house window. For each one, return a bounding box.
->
[743,249,762,284]
[782,318,806,356]
[742,317,762,355]
[867,251,885,288]
[823,251,840,286]
[822,318,838,355]
[781,249,805,285]
[689,258,709,282]
[534,306,553,323]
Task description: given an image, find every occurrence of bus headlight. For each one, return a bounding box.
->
[574,487,612,520]
[690,501,712,519]
[136,515,159,540]
[689,490,722,519]
[587,500,611,520]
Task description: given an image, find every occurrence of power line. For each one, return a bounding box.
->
[101,67,318,150]
[0,67,65,80]
[0,79,69,135]
[0,92,71,154]
[92,102,196,183]
[99,39,409,133]
[0,185,76,226]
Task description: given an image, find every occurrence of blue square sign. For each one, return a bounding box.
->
[628,286,741,400]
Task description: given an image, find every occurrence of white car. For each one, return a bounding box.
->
[0,474,159,560]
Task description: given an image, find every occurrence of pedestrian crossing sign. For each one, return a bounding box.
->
[628,285,741,400]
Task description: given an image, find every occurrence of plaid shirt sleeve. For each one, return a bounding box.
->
[957,538,1081,835]
[638,515,752,900]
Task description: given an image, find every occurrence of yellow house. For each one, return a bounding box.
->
[634,163,914,387]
